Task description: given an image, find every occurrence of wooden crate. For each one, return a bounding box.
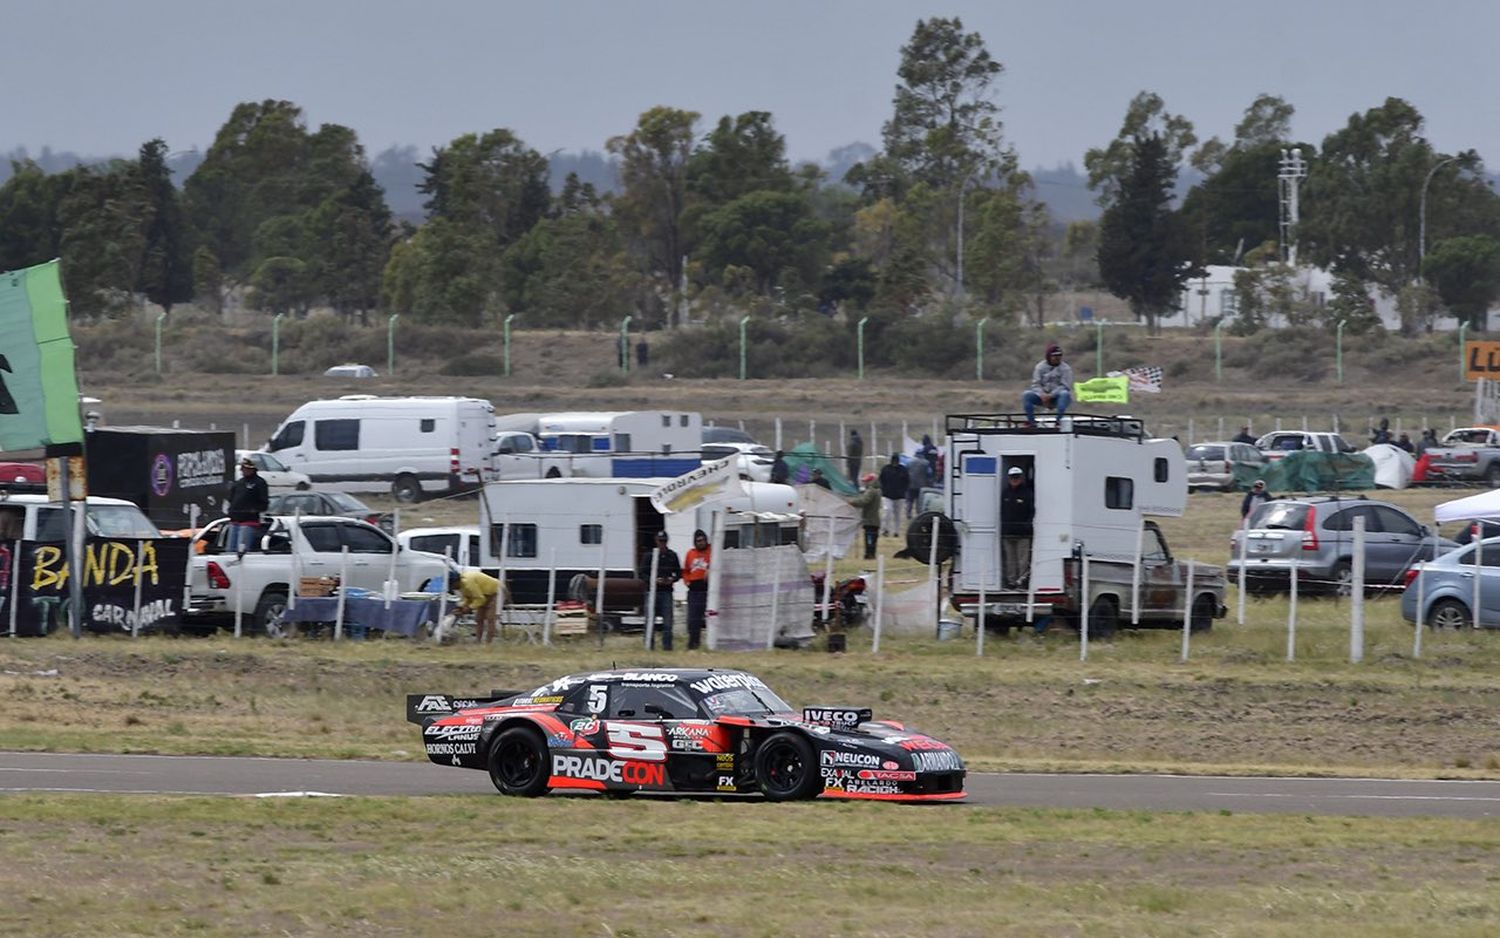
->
[298,576,337,598]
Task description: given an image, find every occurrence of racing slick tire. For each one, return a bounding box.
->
[754,731,820,801]
[488,726,550,797]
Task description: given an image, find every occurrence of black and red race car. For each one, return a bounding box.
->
[405,668,965,801]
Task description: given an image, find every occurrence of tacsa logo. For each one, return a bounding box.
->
[415,695,451,712]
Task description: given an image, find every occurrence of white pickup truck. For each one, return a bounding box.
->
[492,430,573,479]
[182,515,453,635]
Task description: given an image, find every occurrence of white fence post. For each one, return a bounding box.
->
[1180,560,1195,662]
[543,547,557,646]
[645,542,660,651]
[1237,515,1249,625]
[1131,520,1144,625]
[434,546,451,642]
[976,578,986,657]
[1413,539,1427,659]
[1474,537,1484,629]
[822,516,835,628]
[131,540,146,639]
[1079,552,1091,662]
[334,546,349,641]
[871,554,885,654]
[1286,561,1298,661]
[767,548,782,652]
[1350,517,1366,663]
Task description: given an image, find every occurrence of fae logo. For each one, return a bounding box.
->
[415,695,451,713]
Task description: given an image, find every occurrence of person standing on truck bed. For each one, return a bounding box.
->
[878,454,909,536]
[225,456,270,559]
[1001,466,1035,588]
[1022,343,1073,427]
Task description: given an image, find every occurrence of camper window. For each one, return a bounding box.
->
[614,433,632,452]
[314,419,359,451]
[722,529,741,549]
[679,414,690,427]
[1154,458,1169,483]
[507,523,539,558]
[1105,477,1134,510]
[580,524,602,545]
[661,415,671,427]
[419,419,436,433]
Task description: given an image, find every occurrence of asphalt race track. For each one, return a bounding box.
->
[3,751,1498,817]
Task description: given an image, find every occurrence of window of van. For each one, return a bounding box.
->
[410,533,459,559]
[315,419,359,451]
[1154,458,1169,483]
[419,419,435,433]
[270,420,304,452]
[580,524,602,545]
[1105,477,1134,510]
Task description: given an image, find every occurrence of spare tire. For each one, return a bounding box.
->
[904,511,957,565]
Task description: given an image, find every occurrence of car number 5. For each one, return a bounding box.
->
[605,723,668,761]
[587,685,607,713]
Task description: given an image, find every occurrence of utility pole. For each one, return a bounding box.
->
[1278,148,1308,266]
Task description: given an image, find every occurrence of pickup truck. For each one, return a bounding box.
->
[950,521,1227,636]
[1255,431,1356,462]
[492,431,573,479]
[1421,427,1500,484]
[182,515,452,635]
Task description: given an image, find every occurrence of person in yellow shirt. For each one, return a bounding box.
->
[449,568,503,643]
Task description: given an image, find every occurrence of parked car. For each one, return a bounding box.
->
[398,526,481,569]
[702,426,759,446]
[265,490,387,530]
[0,492,161,541]
[323,364,377,379]
[1230,495,1458,594]
[1420,426,1500,485]
[236,450,311,491]
[1255,431,1356,462]
[702,442,775,482]
[1400,535,1500,629]
[1185,441,1267,491]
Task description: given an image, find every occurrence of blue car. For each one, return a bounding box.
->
[1400,536,1500,629]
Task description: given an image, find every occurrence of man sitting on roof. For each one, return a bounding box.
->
[1022,343,1073,427]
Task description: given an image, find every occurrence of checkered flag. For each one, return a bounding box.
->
[1109,365,1163,393]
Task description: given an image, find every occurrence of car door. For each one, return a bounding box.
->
[337,520,395,590]
[296,520,344,579]
[1368,505,1428,586]
[1321,505,1378,584]
[1138,524,1183,617]
[1467,538,1500,627]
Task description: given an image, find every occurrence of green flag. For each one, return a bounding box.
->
[0,260,84,452]
[1074,376,1129,404]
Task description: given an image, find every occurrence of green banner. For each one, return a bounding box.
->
[1074,376,1129,403]
[0,260,83,452]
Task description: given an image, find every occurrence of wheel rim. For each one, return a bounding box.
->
[761,740,806,795]
[497,739,542,788]
[1432,603,1468,630]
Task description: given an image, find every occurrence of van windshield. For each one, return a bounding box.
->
[1251,502,1308,530]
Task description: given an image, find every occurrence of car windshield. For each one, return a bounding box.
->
[700,687,794,716]
[1252,502,1309,530]
[255,452,288,472]
[326,491,368,512]
[1186,445,1225,460]
[86,505,162,538]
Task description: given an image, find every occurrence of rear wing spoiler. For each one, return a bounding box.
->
[405,691,521,725]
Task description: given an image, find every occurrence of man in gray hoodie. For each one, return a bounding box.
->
[1022,343,1073,426]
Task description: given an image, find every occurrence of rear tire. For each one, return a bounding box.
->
[1429,598,1471,630]
[391,474,422,504]
[1330,560,1353,598]
[487,727,550,797]
[754,731,820,801]
[1189,594,1215,633]
[1086,596,1119,639]
[253,590,289,637]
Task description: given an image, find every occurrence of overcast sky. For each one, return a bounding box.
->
[7,1,1498,170]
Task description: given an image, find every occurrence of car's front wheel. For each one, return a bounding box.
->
[754,731,819,801]
[487,727,550,797]
[1189,594,1215,633]
[1428,598,1472,630]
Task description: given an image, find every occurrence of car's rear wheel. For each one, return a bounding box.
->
[391,474,422,504]
[1086,596,1118,639]
[1428,598,1472,630]
[754,731,819,801]
[1189,594,1215,633]
[253,590,289,637]
[1329,560,1354,597]
[488,727,550,797]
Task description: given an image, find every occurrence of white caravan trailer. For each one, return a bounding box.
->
[476,474,800,611]
[265,396,496,503]
[512,411,704,479]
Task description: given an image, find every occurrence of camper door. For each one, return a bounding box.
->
[957,453,1001,591]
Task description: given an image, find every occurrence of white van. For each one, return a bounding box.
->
[264,396,496,503]
[0,492,162,541]
[516,411,704,478]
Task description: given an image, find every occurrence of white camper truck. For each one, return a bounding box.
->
[520,411,704,479]
[265,396,496,502]
[476,471,800,619]
[935,413,1226,635]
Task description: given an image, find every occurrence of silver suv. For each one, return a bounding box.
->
[1230,496,1458,595]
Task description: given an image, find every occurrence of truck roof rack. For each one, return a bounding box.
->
[945,412,1147,441]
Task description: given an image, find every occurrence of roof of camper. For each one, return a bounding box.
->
[945,413,1147,441]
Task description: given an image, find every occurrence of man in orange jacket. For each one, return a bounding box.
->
[682,529,711,650]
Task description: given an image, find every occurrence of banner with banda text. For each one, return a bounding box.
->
[0,537,188,636]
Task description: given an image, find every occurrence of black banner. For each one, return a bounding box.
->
[0,538,189,637]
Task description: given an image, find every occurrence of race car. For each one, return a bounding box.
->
[405,667,965,802]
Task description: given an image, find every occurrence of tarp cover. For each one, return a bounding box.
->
[1231,450,1376,493]
[1362,444,1415,489]
[878,579,939,635]
[1435,488,1500,525]
[795,483,860,563]
[709,544,814,650]
[782,442,857,494]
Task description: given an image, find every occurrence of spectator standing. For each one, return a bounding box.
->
[845,429,864,482]
[1232,426,1257,444]
[850,473,882,560]
[636,338,649,368]
[918,434,939,474]
[1241,479,1273,519]
[450,568,503,644]
[1416,428,1439,456]
[1022,343,1073,426]
[770,450,790,484]
[878,454,909,536]
[905,452,929,519]
[1370,418,1392,446]
[639,531,682,650]
[682,529,711,650]
[1395,433,1414,454]
[225,456,270,558]
[1000,467,1035,588]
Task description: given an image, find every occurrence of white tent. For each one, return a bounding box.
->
[1434,488,1500,525]
[1362,444,1415,489]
